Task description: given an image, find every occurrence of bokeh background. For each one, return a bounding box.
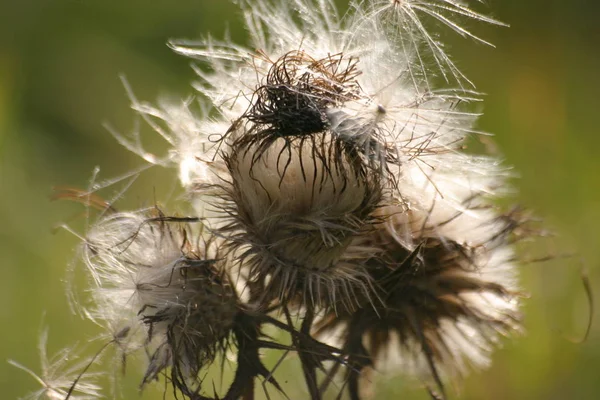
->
[1,0,598,399]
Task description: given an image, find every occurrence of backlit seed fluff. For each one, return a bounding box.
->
[314,203,524,394]
[166,0,523,395]
[10,1,536,399]
[8,329,102,400]
[81,209,240,394]
[217,50,385,309]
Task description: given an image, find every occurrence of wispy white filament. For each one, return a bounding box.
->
[9,329,102,400]
[12,1,526,399]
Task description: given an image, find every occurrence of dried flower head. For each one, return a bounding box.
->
[218,50,386,310]
[222,132,383,311]
[115,0,521,397]
[170,0,521,395]
[79,207,298,398]
[81,208,241,395]
[315,204,525,397]
[18,0,538,399]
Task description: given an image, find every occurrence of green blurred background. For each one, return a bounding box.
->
[1,0,598,399]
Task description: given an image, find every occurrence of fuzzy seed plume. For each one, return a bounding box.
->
[168,0,522,396]
[11,1,539,399]
[221,119,383,310]
[81,208,242,395]
[314,204,524,394]
[9,329,102,400]
[350,0,507,88]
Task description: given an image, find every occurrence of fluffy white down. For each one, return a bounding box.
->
[165,0,502,220]
[82,210,227,338]
[119,0,519,385]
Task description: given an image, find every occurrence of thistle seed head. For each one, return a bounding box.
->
[315,203,525,395]
[82,209,240,394]
[222,129,383,311]
[23,1,543,399]
[209,46,391,311]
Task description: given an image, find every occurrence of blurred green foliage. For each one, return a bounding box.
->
[1,1,599,399]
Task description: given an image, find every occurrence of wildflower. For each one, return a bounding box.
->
[8,329,102,400]
[80,207,296,398]
[314,205,524,397]
[216,49,387,312]
[167,0,522,397]
[80,208,239,394]
[23,0,530,399]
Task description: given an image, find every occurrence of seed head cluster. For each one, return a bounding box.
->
[14,1,534,399]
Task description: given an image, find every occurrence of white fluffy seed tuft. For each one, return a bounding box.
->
[16,1,533,399]
[9,329,103,400]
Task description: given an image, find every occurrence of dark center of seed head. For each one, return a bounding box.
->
[247,84,329,136]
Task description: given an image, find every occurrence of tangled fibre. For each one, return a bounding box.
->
[15,1,543,400]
